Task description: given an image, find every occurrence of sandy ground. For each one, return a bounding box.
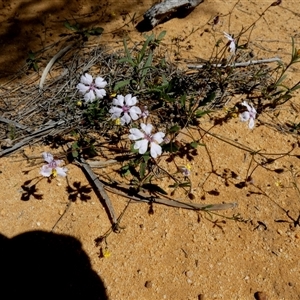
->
[1,1,300,299]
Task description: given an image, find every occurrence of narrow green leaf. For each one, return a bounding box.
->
[114,79,131,91]
[168,124,180,133]
[139,161,146,179]
[194,110,212,118]
[199,91,216,107]
[157,30,167,41]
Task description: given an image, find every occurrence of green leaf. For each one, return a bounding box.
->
[190,141,199,149]
[168,124,180,134]
[199,91,216,107]
[114,79,131,91]
[139,161,147,179]
[122,38,135,65]
[194,110,212,118]
[64,21,79,31]
[89,27,104,36]
[157,30,167,41]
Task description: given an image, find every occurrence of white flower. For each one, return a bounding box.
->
[128,123,165,158]
[40,152,68,177]
[224,32,236,54]
[239,101,257,129]
[109,94,141,125]
[76,73,107,103]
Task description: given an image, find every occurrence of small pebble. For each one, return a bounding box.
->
[145,280,152,288]
[254,291,268,300]
[185,270,194,278]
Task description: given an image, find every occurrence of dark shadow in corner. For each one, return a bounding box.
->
[0,231,108,300]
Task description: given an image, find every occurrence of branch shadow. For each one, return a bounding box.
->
[0,230,109,300]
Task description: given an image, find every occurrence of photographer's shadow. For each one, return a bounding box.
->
[0,231,108,300]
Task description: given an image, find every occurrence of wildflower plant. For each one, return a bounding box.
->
[40,152,68,178]
[129,123,165,159]
[239,101,257,129]
[77,73,107,103]
[109,94,141,125]
[10,1,300,248]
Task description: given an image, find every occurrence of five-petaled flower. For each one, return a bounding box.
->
[128,123,165,158]
[224,32,236,54]
[40,152,68,177]
[239,101,257,129]
[76,73,107,103]
[109,94,141,125]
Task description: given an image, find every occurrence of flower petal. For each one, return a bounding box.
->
[129,128,144,140]
[125,94,137,106]
[134,139,148,154]
[240,111,250,122]
[129,106,141,120]
[40,165,52,177]
[95,77,107,88]
[81,73,93,85]
[121,113,131,124]
[109,106,123,118]
[42,152,54,163]
[141,123,153,135]
[113,95,124,106]
[150,142,162,158]
[224,32,234,42]
[241,101,251,112]
[95,88,106,99]
[56,167,68,177]
[84,90,95,102]
[76,83,89,94]
[248,118,255,129]
[153,131,165,144]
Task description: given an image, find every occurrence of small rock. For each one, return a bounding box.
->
[145,280,152,288]
[254,291,268,300]
[185,270,194,278]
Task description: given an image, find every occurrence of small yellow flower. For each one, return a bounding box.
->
[110,93,117,99]
[76,101,82,107]
[275,181,283,187]
[102,248,111,258]
[114,118,121,126]
[185,164,191,171]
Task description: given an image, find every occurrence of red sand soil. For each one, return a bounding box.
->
[1,1,300,299]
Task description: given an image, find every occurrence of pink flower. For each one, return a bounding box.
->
[40,152,68,177]
[239,101,257,129]
[109,94,141,125]
[224,32,236,54]
[76,73,107,103]
[128,123,165,158]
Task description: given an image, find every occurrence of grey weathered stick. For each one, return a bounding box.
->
[187,57,281,69]
[39,44,73,92]
[0,116,32,133]
[104,184,237,211]
[0,120,65,157]
[78,157,117,225]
